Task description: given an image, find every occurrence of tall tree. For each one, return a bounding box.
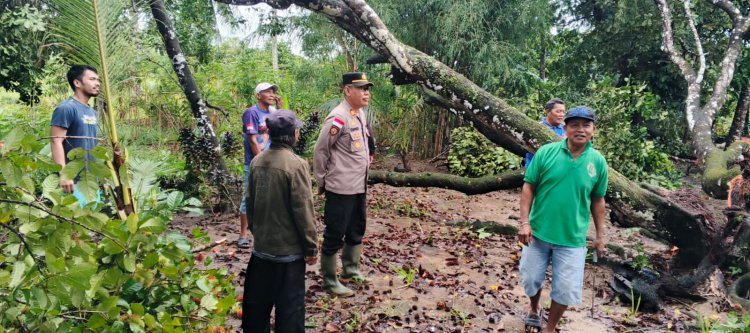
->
[653,0,750,196]
[150,0,233,208]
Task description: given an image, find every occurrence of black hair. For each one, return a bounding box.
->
[66,64,98,91]
[544,98,565,112]
[269,134,297,146]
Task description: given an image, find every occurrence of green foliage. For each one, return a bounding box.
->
[711,312,750,333]
[574,78,682,188]
[0,3,47,103]
[447,127,521,177]
[371,0,556,97]
[0,129,235,332]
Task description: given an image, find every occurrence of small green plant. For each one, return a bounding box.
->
[712,312,750,332]
[396,199,429,218]
[625,288,642,323]
[631,241,654,273]
[474,227,491,239]
[447,127,521,177]
[344,310,362,332]
[389,264,418,284]
[449,307,471,326]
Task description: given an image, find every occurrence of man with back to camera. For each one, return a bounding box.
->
[50,64,101,207]
[524,98,566,168]
[517,106,608,333]
[313,72,374,297]
[241,109,318,332]
[238,82,283,249]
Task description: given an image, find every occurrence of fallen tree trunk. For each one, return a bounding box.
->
[215,0,721,263]
[368,169,524,195]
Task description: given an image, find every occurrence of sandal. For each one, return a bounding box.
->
[524,310,543,333]
[237,238,251,249]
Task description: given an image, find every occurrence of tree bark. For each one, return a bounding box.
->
[654,0,750,196]
[368,169,524,195]
[727,84,750,147]
[150,0,233,206]
[215,0,725,262]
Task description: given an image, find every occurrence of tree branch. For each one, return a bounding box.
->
[702,17,750,119]
[683,0,705,84]
[0,223,46,277]
[654,0,697,83]
[0,199,127,250]
[205,100,229,118]
[704,0,742,23]
[368,169,524,195]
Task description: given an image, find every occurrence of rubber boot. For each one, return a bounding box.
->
[321,253,354,297]
[340,244,369,284]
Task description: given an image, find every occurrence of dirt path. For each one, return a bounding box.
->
[171,180,728,332]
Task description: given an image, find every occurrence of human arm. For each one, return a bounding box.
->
[248,134,263,156]
[590,159,609,252]
[291,160,319,260]
[590,197,606,252]
[312,115,341,194]
[50,125,74,193]
[518,182,535,245]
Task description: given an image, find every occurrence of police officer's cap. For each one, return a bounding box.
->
[342,72,374,87]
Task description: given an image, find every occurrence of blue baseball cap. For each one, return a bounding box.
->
[564,106,596,123]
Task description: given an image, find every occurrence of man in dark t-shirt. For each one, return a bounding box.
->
[50,64,100,206]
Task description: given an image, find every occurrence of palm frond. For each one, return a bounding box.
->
[45,0,145,215]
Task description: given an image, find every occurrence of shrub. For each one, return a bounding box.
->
[447,127,521,177]
[0,128,236,332]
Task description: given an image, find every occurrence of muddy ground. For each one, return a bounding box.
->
[170,161,735,332]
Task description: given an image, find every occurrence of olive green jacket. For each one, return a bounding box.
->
[247,143,318,257]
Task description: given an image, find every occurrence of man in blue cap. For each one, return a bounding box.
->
[517,106,608,333]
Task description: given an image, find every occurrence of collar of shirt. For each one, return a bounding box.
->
[540,116,563,131]
[560,139,593,155]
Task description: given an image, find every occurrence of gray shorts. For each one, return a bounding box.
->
[519,236,587,306]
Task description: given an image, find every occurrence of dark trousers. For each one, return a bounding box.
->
[322,191,367,255]
[242,255,305,333]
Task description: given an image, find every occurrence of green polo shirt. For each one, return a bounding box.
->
[523,140,608,247]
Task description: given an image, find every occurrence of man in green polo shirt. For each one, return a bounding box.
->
[517,106,608,333]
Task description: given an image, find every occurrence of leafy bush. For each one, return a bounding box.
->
[574,78,681,188]
[0,129,236,332]
[447,127,521,177]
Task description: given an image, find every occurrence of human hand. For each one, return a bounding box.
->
[317,186,325,196]
[60,178,74,193]
[369,155,374,163]
[517,222,532,245]
[275,96,283,109]
[305,255,318,265]
[592,238,606,253]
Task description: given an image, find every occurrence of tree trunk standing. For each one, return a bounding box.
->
[727,85,750,147]
[150,0,233,208]
[654,0,750,196]
[215,0,726,262]
[271,10,279,73]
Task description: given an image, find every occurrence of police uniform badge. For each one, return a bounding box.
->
[331,117,344,136]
